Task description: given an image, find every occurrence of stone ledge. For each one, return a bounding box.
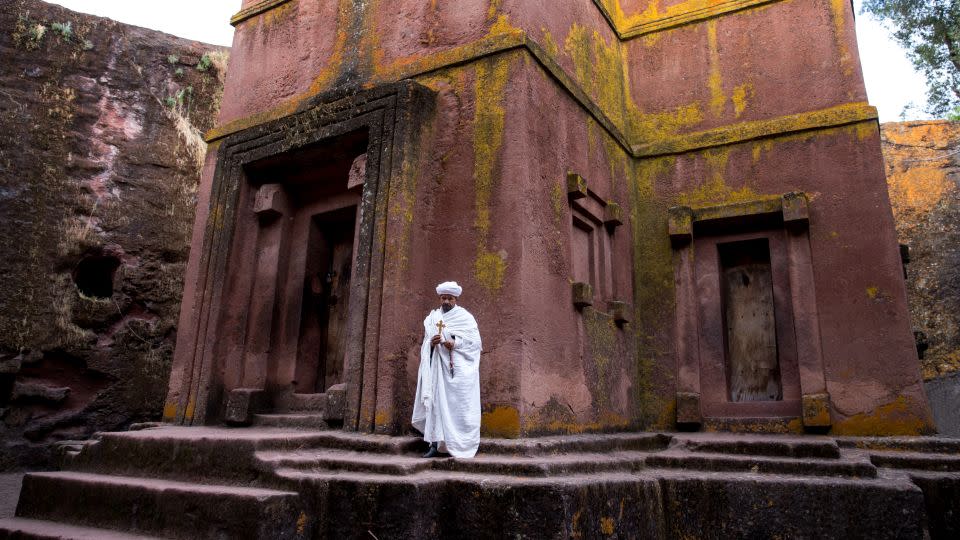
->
[230,0,295,27]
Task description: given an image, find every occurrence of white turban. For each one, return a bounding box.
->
[436,281,463,297]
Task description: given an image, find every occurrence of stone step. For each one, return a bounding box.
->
[645,451,877,478]
[436,451,648,476]
[0,518,162,540]
[258,450,432,476]
[259,449,650,477]
[252,413,330,429]
[676,434,840,458]
[274,467,927,539]
[66,426,421,481]
[870,451,960,471]
[653,469,927,539]
[275,392,328,413]
[15,472,305,539]
[838,436,960,454]
[476,432,670,456]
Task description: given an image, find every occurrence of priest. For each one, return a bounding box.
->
[411,281,482,458]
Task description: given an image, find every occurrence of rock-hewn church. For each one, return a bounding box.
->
[4,1,958,538]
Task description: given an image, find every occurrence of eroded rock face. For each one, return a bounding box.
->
[881,121,960,381]
[0,0,225,470]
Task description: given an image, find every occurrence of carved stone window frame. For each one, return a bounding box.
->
[669,192,831,429]
[565,172,630,324]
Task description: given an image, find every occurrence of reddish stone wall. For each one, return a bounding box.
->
[167,0,933,436]
[0,0,225,469]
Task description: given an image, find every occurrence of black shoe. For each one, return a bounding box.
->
[422,442,439,458]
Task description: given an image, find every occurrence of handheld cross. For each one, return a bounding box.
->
[435,320,454,377]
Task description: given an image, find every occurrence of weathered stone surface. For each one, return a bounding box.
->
[924,372,960,437]
[3,427,959,539]
[9,382,69,404]
[882,121,960,381]
[0,0,225,470]
[158,0,932,439]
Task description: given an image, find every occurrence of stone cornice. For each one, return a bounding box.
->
[230,0,295,27]
[231,1,790,38]
[598,0,787,39]
[633,102,879,157]
[206,31,875,161]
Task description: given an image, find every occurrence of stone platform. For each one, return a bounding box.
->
[0,426,958,539]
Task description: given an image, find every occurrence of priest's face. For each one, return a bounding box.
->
[439,294,457,312]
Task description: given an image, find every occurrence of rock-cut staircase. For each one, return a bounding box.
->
[1,425,959,539]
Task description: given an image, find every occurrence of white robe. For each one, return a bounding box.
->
[411,305,482,458]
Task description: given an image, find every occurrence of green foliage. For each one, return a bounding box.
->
[862,0,960,116]
[26,23,46,46]
[174,67,184,78]
[165,86,194,112]
[167,54,179,65]
[82,39,94,51]
[196,53,212,72]
[50,21,72,41]
[13,12,47,50]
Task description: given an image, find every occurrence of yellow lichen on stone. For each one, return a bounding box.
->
[707,20,725,118]
[260,1,295,27]
[828,0,854,77]
[472,55,511,292]
[487,0,502,20]
[475,251,507,292]
[162,401,178,420]
[296,512,307,536]
[676,148,775,208]
[481,405,521,437]
[732,83,753,119]
[551,181,566,226]
[563,23,629,131]
[866,286,879,299]
[832,396,934,436]
[542,28,561,58]
[600,517,615,535]
[887,166,953,221]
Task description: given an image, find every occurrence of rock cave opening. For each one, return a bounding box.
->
[72,254,121,299]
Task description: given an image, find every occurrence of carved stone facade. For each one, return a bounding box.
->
[163,0,934,436]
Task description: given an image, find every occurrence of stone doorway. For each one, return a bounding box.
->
[163,82,436,431]
[234,130,368,420]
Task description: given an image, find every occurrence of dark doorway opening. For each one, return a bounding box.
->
[296,206,357,393]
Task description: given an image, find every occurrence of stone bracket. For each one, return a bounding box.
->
[572,282,593,310]
[801,393,832,428]
[223,388,266,426]
[608,300,631,325]
[566,172,588,200]
[253,183,288,220]
[324,383,347,421]
[604,202,623,229]
[676,392,702,425]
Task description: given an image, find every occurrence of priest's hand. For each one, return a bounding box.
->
[442,339,454,351]
[430,334,442,347]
